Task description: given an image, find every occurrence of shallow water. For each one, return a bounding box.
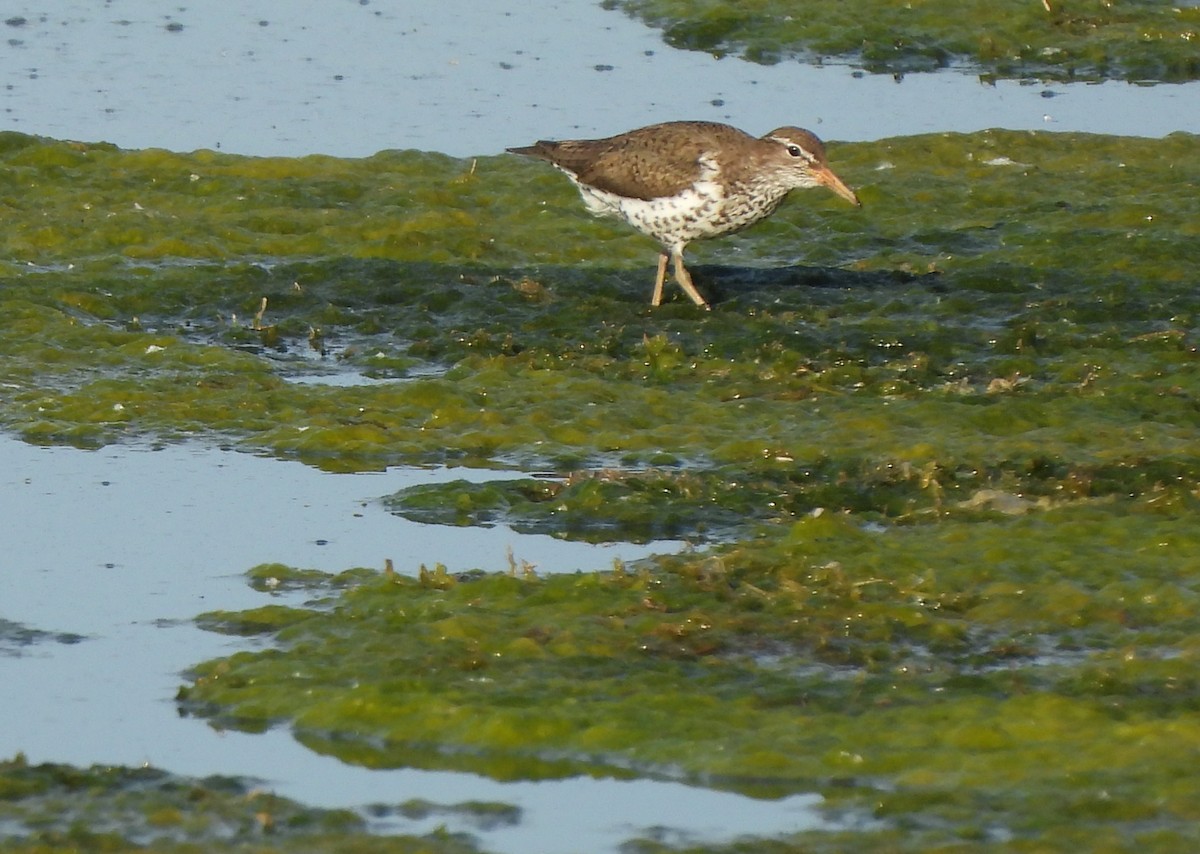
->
[0,436,840,852]
[0,0,1196,160]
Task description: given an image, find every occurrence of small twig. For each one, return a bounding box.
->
[252,296,268,330]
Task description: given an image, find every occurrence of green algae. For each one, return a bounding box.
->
[0,619,85,654]
[624,821,1200,854]
[179,502,1200,847]
[0,754,483,853]
[383,472,757,543]
[1,128,1199,848]
[392,800,521,832]
[603,0,1200,82]
[2,131,1197,477]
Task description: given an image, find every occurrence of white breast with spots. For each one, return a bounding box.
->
[563,154,789,252]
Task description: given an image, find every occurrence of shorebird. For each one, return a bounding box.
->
[507,120,860,308]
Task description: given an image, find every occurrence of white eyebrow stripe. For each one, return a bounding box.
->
[770,136,818,163]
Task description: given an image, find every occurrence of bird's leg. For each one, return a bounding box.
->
[651,252,669,307]
[671,249,710,309]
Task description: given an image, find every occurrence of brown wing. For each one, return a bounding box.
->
[509,122,752,201]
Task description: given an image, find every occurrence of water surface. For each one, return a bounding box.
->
[1,0,1195,159]
[1,436,827,853]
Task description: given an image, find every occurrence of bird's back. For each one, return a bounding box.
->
[508,121,756,201]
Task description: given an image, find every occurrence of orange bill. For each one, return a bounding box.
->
[815,165,861,207]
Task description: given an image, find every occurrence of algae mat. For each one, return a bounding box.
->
[1,128,1199,850]
[0,754,488,853]
[605,0,1200,82]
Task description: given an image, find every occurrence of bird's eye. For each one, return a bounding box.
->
[786,144,804,157]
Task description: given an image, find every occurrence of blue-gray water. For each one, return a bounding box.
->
[2,0,1196,159]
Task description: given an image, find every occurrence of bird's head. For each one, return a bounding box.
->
[762,127,861,207]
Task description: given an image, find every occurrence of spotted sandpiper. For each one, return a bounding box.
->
[507,120,860,308]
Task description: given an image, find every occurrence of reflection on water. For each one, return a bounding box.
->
[0,436,842,852]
